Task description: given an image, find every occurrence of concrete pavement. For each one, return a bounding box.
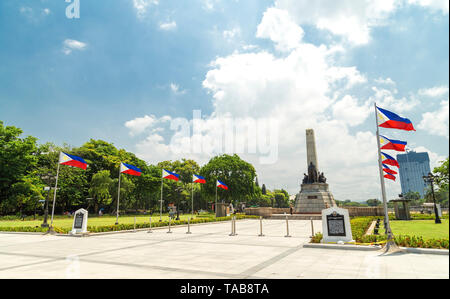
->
[0,219,448,279]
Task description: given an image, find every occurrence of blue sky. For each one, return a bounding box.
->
[0,0,448,200]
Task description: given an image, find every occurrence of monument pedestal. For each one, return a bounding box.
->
[294,183,336,214]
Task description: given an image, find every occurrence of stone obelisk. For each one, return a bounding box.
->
[294,129,336,214]
[306,129,319,172]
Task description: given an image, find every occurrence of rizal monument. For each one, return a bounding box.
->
[294,129,336,214]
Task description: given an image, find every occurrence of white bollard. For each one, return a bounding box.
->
[167,217,172,234]
[148,216,153,233]
[285,215,291,238]
[258,216,265,237]
[310,217,314,237]
[186,217,192,234]
[234,216,238,236]
[134,216,136,232]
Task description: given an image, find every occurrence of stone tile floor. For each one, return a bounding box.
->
[0,219,448,279]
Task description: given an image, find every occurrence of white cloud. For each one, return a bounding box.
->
[418,100,449,138]
[370,86,420,112]
[256,7,305,52]
[170,83,187,95]
[62,39,87,55]
[133,0,159,18]
[223,27,241,41]
[418,85,449,98]
[159,21,177,31]
[407,0,449,14]
[274,0,399,45]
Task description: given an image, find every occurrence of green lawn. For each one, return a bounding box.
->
[0,213,211,230]
[390,219,449,239]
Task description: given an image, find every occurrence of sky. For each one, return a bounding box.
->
[0,0,448,201]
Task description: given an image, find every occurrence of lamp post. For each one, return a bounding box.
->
[39,173,55,228]
[423,172,441,224]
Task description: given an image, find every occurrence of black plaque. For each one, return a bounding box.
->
[326,212,346,237]
[74,213,84,229]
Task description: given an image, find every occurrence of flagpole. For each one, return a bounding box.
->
[375,103,393,242]
[160,174,163,222]
[49,155,61,233]
[191,181,194,220]
[215,182,218,218]
[116,165,121,225]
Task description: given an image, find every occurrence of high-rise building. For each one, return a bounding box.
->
[397,151,431,198]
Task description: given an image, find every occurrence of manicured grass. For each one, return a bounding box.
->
[390,219,449,239]
[0,214,211,231]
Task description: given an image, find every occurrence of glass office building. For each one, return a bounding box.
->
[397,151,431,198]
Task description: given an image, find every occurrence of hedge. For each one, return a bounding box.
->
[0,215,260,234]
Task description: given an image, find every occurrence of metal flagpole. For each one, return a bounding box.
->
[215,182,218,218]
[49,154,61,234]
[116,164,122,225]
[160,174,163,222]
[191,181,194,220]
[374,103,396,251]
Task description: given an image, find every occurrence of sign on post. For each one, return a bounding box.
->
[322,207,353,243]
[71,208,88,235]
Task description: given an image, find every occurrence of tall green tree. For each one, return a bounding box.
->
[0,121,38,210]
[200,154,257,206]
[89,170,114,213]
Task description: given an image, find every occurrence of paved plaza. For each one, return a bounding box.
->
[0,219,448,279]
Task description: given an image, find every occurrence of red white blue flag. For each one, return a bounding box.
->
[162,169,180,181]
[193,174,206,184]
[380,135,407,152]
[120,163,142,177]
[384,173,396,181]
[217,180,229,190]
[59,152,87,170]
[383,164,398,175]
[377,106,415,131]
[381,152,400,168]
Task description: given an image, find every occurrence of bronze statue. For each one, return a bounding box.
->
[308,162,318,183]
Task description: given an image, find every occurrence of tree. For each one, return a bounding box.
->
[433,157,449,192]
[200,154,257,206]
[0,121,38,211]
[366,199,382,207]
[89,170,114,213]
[262,184,267,195]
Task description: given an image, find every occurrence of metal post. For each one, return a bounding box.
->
[234,216,237,236]
[258,216,264,237]
[215,184,218,218]
[374,103,393,240]
[285,215,291,238]
[148,216,153,233]
[116,167,121,225]
[49,161,61,234]
[310,217,315,237]
[160,177,163,222]
[167,217,172,234]
[134,216,136,232]
[186,217,192,234]
[191,183,194,220]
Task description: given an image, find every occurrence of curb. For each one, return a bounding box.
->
[303,243,449,255]
[303,243,381,251]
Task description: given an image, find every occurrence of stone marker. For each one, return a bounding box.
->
[321,207,354,244]
[71,208,88,235]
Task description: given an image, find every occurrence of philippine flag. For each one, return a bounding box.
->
[217,180,229,190]
[383,164,398,175]
[377,107,415,131]
[381,152,400,168]
[120,163,142,177]
[193,174,206,184]
[162,169,180,181]
[59,152,87,170]
[380,135,407,152]
[384,173,397,181]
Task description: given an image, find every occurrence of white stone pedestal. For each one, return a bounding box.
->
[71,209,89,235]
[321,207,354,244]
